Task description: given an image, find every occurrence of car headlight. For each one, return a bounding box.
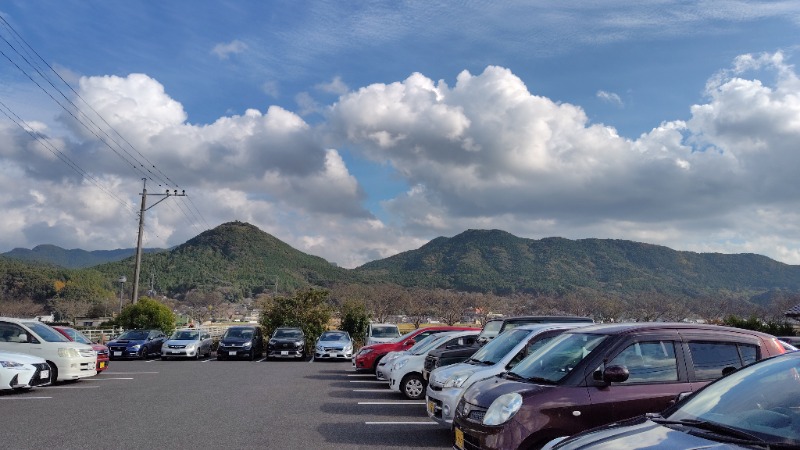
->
[357,348,373,356]
[58,348,81,358]
[393,359,408,371]
[444,371,473,388]
[0,360,28,369]
[130,344,141,350]
[343,345,352,352]
[269,339,277,345]
[316,345,324,351]
[161,343,168,349]
[294,341,303,347]
[483,393,523,426]
[242,341,252,349]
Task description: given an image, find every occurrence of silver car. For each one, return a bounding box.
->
[313,330,354,360]
[160,329,212,360]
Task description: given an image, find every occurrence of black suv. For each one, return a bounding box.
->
[267,327,306,360]
[217,325,264,360]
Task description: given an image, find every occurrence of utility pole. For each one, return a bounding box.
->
[132,178,186,304]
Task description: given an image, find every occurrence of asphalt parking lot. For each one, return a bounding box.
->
[0,356,452,450]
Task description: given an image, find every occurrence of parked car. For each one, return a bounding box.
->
[217,325,264,360]
[388,330,479,400]
[451,322,786,450]
[777,335,800,346]
[426,323,588,427]
[0,350,51,391]
[267,327,306,360]
[0,317,96,382]
[365,323,401,346]
[542,351,800,450]
[52,326,110,372]
[376,334,443,381]
[354,325,481,374]
[106,329,167,360]
[314,330,353,360]
[161,329,212,360]
[476,316,594,346]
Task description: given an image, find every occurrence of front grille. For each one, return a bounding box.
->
[457,398,488,423]
[168,344,186,349]
[30,363,51,386]
[468,410,486,422]
[96,349,109,356]
[430,397,443,418]
[462,431,482,450]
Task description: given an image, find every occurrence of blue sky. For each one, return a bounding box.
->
[1,1,800,268]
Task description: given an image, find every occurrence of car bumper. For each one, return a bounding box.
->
[2,362,51,389]
[217,348,255,359]
[96,358,110,372]
[267,349,304,358]
[161,349,202,358]
[425,386,462,427]
[108,348,142,359]
[314,350,352,359]
[57,358,98,381]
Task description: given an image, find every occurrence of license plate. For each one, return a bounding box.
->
[40,370,50,379]
[99,362,106,369]
[171,350,181,354]
[113,351,122,356]
[454,427,465,450]
[229,351,237,356]
[281,351,289,355]
[427,399,435,415]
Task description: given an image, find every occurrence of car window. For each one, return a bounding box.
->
[274,329,302,338]
[688,341,758,380]
[65,328,92,345]
[471,328,531,365]
[477,320,503,341]
[21,321,68,343]
[607,340,678,383]
[0,322,38,343]
[118,330,149,340]
[510,333,608,383]
[370,325,400,338]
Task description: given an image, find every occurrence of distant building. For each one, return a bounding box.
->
[35,314,55,323]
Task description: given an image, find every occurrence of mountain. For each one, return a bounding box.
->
[2,244,166,269]
[354,229,800,297]
[90,221,355,299]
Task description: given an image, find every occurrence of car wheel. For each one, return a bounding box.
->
[46,361,59,384]
[401,373,426,400]
[161,355,170,361]
[140,347,148,360]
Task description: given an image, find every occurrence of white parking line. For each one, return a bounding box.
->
[349,380,389,383]
[104,372,158,375]
[84,377,134,380]
[0,396,52,400]
[46,385,100,389]
[347,374,373,377]
[352,389,391,392]
[365,421,438,425]
[358,401,425,405]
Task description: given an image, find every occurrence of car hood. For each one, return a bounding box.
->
[107,339,147,346]
[317,341,351,348]
[0,350,47,364]
[220,337,253,345]
[270,337,303,344]
[368,337,397,344]
[461,375,550,408]
[165,339,200,345]
[549,417,747,450]
[91,344,108,352]
[431,361,493,385]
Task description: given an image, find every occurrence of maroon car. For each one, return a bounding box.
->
[52,326,110,372]
[452,322,786,450]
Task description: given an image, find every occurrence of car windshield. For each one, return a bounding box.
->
[666,354,800,445]
[412,333,452,355]
[274,329,302,339]
[393,330,417,344]
[171,330,199,340]
[470,328,531,365]
[22,322,69,343]
[371,326,400,338]
[477,320,503,341]
[118,330,150,340]
[407,334,439,353]
[67,328,93,345]
[509,332,607,383]
[320,332,349,342]
[224,329,253,339]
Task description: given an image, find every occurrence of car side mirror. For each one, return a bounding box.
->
[17,333,28,343]
[602,365,629,384]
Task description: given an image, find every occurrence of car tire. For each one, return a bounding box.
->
[46,361,59,384]
[401,373,426,400]
[161,355,170,361]
[140,347,148,360]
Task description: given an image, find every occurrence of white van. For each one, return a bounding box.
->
[0,317,97,381]
[365,323,401,346]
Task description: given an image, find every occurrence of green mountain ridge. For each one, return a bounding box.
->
[3,244,166,269]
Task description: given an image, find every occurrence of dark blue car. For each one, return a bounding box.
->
[107,329,167,359]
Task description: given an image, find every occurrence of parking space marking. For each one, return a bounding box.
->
[352,389,392,392]
[104,372,158,375]
[358,401,425,405]
[0,396,52,400]
[46,385,100,389]
[349,380,389,383]
[346,374,373,377]
[365,421,438,425]
[84,377,134,380]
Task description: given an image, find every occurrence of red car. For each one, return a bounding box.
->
[353,325,480,373]
[53,326,110,372]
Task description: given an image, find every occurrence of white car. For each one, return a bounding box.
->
[0,317,97,381]
[0,350,51,391]
[160,329,213,359]
[388,330,479,400]
[425,322,590,427]
[376,334,442,381]
[365,323,401,346]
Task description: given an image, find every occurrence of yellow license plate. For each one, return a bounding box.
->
[427,399,435,415]
[455,427,464,450]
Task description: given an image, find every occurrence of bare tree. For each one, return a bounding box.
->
[404,288,434,329]
[0,298,45,317]
[434,290,469,325]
